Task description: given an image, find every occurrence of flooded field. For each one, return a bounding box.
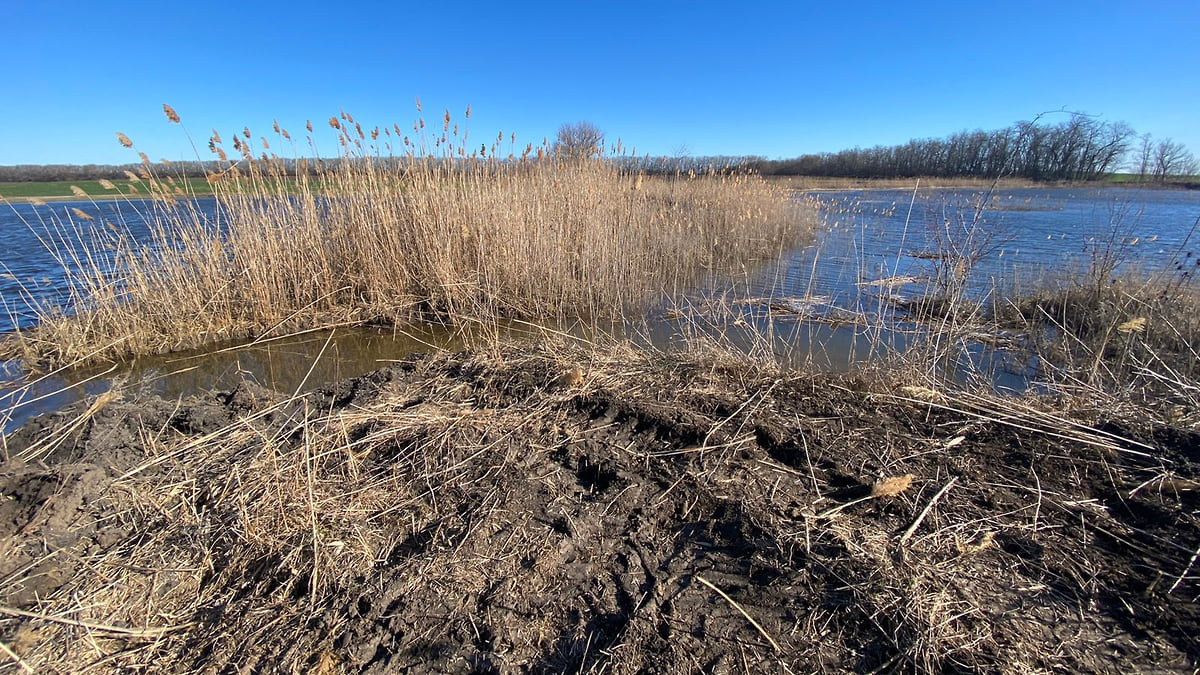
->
[3,187,1199,431]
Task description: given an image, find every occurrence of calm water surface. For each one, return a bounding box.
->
[3,187,1199,432]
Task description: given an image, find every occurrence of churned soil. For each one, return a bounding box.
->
[2,341,1197,673]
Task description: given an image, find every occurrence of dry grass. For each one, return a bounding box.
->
[4,107,814,370]
[997,272,1200,420]
[3,339,1195,672]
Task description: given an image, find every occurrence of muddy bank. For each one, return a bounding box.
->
[1,342,1198,673]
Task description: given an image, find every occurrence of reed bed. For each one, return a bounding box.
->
[997,271,1200,418]
[5,107,813,369]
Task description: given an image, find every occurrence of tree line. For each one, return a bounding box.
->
[3,115,1194,184]
[0,162,209,183]
[742,114,1196,182]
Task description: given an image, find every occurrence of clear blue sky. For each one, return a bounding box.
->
[2,0,1197,167]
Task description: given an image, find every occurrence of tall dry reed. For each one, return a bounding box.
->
[8,106,814,368]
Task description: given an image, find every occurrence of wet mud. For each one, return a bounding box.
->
[2,343,1197,672]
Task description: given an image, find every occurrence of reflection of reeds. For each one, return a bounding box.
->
[9,107,815,369]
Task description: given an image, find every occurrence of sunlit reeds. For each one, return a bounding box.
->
[8,105,814,368]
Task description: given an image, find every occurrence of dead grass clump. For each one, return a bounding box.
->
[5,106,815,370]
[997,272,1200,422]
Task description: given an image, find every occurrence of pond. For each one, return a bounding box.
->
[715,186,1200,378]
[3,186,1199,433]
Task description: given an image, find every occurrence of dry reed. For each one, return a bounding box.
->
[7,106,814,370]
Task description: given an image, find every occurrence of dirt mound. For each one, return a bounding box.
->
[1,343,1197,672]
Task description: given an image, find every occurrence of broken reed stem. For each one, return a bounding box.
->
[0,639,34,674]
[17,389,119,462]
[899,476,959,545]
[815,474,913,519]
[0,605,192,638]
[1168,543,1200,594]
[695,574,781,652]
[304,399,320,610]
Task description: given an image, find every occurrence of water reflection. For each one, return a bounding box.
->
[1,323,471,434]
[4,187,1200,434]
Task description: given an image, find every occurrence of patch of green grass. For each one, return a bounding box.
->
[1101,173,1200,188]
[0,178,214,201]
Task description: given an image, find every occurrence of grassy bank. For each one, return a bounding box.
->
[3,110,814,369]
[0,177,215,202]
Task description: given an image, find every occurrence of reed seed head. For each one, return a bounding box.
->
[116,132,134,148]
[1117,317,1147,334]
[163,104,180,123]
[870,474,914,498]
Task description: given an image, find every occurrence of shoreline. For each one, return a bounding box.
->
[3,177,1197,204]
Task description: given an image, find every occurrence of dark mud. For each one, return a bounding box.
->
[1,343,1197,673]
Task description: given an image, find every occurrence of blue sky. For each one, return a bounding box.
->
[2,0,1196,166]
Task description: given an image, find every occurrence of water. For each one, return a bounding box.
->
[720,186,1200,386]
[0,197,224,333]
[804,187,1200,298]
[3,187,1200,432]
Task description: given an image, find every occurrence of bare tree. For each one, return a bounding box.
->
[554,121,604,161]
[1153,139,1197,182]
[1133,133,1153,181]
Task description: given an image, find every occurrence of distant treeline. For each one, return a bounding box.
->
[0,162,209,183]
[2,114,1193,183]
[636,115,1194,182]
[742,115,1195,182]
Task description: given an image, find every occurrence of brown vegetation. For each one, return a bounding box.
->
[3,107,1199,674]
[2,340,1196,672]
[4,108,814,370]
